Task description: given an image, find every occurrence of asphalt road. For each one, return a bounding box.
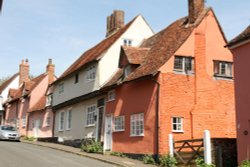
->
[0,141,116,167]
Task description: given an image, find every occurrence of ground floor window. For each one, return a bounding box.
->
[59,111,65,131]
[130,113,144,136]
[114,116,125,132]
[86,105,96,126]
[172,117,183,132]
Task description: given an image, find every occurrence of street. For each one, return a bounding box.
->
[0,141,116,167]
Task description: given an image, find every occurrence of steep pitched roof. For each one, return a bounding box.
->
[0,73,19,94]
[103,8,211,88]
[7,73,47,103]
[227,25,250,47]
[56,16,139,83]
[29,96,46,112]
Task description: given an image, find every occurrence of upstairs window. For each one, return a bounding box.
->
[107,90,116,102]
[214,61,233,78]
[58,83,64,94]
[123,39,132,46]
[75,73,79,84]
[174,56,194,74]
[46,94,53,106]
[86,65,96,81]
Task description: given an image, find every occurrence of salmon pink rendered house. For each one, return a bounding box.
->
[227,25,250,163]
[102,0,235,157]
[52,10,154,145]
[4,59,56,137]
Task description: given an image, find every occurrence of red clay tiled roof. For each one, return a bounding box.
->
[7,73,47,103]
[122,46,150,65]
[0,73,19,94]
[103,8,211,88]
[56,16,139,83]
[29,96,46,112]
[228,25,250,47]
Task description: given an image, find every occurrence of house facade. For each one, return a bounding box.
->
[0,73,20,125]
[103,0,235,155]
[52,10,154,143]
[228,25,250,163]
[4,59,56,137]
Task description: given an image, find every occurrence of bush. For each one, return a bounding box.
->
[239,160,250,167]
[159,154,177,167]
[81,139,103,154]
[23,136,36,141]
[195,157,215,167]
[110,152,126,158]
[142,154,156,165]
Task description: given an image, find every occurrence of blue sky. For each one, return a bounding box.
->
[0,0,249,78]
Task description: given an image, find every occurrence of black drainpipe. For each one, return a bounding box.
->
[151,77,160,162]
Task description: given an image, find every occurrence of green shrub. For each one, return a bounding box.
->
[81,139,103,154]
[23,136,36,141]
[142,154,156,165]
[195,157,215,167]
[239,160,250,167]
[159,154,177,167]
[110,152,126,158]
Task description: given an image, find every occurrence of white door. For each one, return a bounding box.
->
[104,116,112,151]
[34,120,40,138]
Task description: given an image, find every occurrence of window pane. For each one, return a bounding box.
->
[174,57,183,71]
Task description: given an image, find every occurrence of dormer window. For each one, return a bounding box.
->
[124,65,132,77]
[123,39,132,46]
[174,56,194,74]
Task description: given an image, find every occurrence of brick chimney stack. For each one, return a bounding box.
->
[106,10,125,37]
[19,59,30,86]
[46,58,55,85]
[188,0,205,24]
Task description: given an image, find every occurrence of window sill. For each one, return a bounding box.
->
[113,129,125,132]
[58,130,64,132]
[130,134,144,137]
[66,128,71,131]
[173,70,194,76]
[214,75,233,81]
[85,124,95,127]
[172,130,184,133]
[85,79,95,83]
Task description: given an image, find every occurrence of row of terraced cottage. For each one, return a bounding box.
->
[0,0,249,165]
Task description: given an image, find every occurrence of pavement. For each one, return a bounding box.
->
[21,139,157,167]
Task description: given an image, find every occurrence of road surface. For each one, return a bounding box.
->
[0,141,116,167]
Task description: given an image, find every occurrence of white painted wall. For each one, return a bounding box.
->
[99,15,154,86]
[1,75,19,104]
[53,62,99,106]
[54,96,103,140]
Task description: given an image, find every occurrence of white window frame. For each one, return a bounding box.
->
[58,83,64,94]
[107,90,116,102]
[130,113,144,137]
[22,116,26,128]
[86,105,96,126]
[46,94,53,106]
[174,56,194,74]
[123,39,133,46]
[172,117,183,132]
[214,61,233,78]
[58,111,65,131]
[66,109,72,130]
[86,65,96,81]
[114,116,125,132]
